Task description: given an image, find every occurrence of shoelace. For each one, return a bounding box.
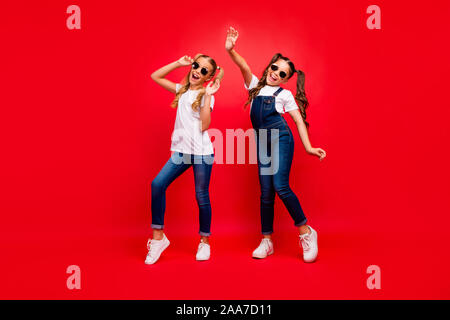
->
[147,239,153,251]
[147,239,161,256]
[300,234,311,251]
[147,238,164,259]
[260,239,271,251]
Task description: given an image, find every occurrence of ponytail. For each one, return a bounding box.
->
[214,66,225,83]
[295,69,309,129]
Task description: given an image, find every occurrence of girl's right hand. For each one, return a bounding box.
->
[225,26,239,51]
[177,55,193,66]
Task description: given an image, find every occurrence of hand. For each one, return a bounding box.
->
[205,79,220,95]
[177,55,193,66]
[225,26,239,51]
[306,147,326,161]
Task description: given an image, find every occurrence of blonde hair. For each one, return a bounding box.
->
[171,54,224,111]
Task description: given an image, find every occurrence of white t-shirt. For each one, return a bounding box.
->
[170,83,215,155]
[244,74,299,114]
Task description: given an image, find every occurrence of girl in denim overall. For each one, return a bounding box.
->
[226,27,326,262]
[146,54,224,264]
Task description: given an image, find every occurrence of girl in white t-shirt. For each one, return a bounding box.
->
[145,54,224,265]
[226,27,326,262]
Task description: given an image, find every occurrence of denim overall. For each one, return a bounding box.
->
[250,88,307,234]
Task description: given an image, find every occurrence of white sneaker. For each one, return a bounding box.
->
[252,238,274,259]
[196,241,210,261]
[145,234,170,265]
[299,226,318,263]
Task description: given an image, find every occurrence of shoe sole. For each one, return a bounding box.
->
[196,256,210,261]
[145,240,170,265]
[303,253,318,263]
[252,249,274,259]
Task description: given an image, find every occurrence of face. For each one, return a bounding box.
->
[266,59,291,86]
[190,57,214,84]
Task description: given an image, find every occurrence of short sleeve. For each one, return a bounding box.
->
[244,74,259,90]
[281,90,299,113]
[175,83,182,93]
[200,94,215,110]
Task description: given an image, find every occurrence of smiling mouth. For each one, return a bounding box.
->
[269,73,277,81]
[192,73,200,80]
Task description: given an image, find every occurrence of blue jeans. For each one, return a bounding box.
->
[256,127,307,235]
[250,89,308,235]
[151,152,214,236]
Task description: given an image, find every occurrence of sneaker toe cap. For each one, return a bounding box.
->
[303,250,318,263]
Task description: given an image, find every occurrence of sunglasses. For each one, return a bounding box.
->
[270,64,287,79]
[192,61,209,76]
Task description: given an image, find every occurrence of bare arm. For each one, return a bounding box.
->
[150,55,193,94]
[200,94,212,131]
[225,27,253,88]
[199,79,221,131]
[288,109,326,161]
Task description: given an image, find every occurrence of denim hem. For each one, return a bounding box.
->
[262,231,273,235]
[199,231,211,236]
[294,219,308,227]
[151,224,164,230]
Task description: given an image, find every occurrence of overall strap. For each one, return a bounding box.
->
[273,87,284,97]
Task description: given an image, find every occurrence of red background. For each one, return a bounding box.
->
[1,0,449,299]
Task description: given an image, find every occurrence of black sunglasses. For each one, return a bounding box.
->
[192,61,209,76]
[270,64,287,79]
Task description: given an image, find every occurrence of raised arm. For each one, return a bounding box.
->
[150,55,193,94]
[225,27,253,88]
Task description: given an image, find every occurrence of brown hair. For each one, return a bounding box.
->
[245,53,309,128]
[171,54,224,112]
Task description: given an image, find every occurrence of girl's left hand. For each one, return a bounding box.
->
[307,147,326,161]
[206,79,220,95]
